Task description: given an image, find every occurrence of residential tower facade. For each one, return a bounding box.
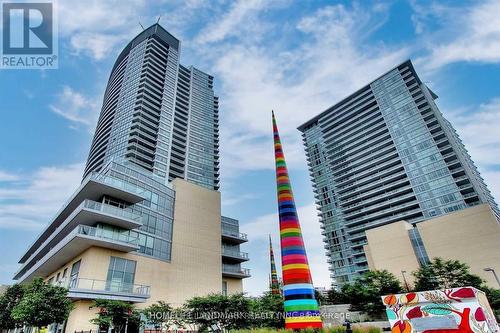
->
[14,24,248,333]
[298,60,499,286]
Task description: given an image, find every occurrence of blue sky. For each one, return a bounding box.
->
[1,0,500,296]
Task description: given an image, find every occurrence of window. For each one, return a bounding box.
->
[222,281,228,296]
[106,257,137,293]
[69,260,81,288]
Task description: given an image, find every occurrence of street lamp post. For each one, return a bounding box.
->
[484,267,500,288]
[401,270,410,292]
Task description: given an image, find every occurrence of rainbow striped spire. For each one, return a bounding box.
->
[272,111,322,330]
[269,235,281,295]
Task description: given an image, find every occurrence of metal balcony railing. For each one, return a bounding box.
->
[62,278,150,296]
[222,265,251,276]
[222,248,249,260]
[221,229,248,240]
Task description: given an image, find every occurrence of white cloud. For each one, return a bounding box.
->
[445,97,500,202]
[240,203,330,296]
[483,171,500,205]
[0,171,20,182]
[0,163,84,231]
[221,192,257,207]
[194,0,270,45]
[414,0,500,70]
[69,32,128,60]
[56,0,148,60]
[49,86,100,129]
[447,97,500,168]
[207,4,408,179]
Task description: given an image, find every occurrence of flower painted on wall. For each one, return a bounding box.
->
[401,292,419,305]
[384,294,398,306]
[450,288,476,299]
[406,306,423,319]
[392,320,412,333]
[474,308,486,322]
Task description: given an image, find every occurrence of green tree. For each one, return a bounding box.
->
[11,278,73,329]
[183,293,251,331]
[143,301,173,330]
[90,299,140,333]
[315,289,326,305]
[327,288,349,305]
[343,270,403,318]
[413,258,483,291]
[0,284,24,329]
[250,292,284,328]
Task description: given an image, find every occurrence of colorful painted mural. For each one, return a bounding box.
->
[382,287,499,333]
[272,111,322,330]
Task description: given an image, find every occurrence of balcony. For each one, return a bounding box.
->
[341,184,413,211]
[347,207,423,235]
[221,230,248,244]
[222,265,251,278]
[14,225,139,283]
[72,200,142,230]
[66,278,150,303]
[19,172,146,264]
[222,248,249,263]
[17,200,142,280]
[345,201,420,227]
[343,192,416,220]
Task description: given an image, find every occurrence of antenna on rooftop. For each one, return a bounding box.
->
[139,22,145,30]
[156,15,161,24]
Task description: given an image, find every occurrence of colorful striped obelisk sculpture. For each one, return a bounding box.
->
[272,111,322,329]
[269,235,281,295]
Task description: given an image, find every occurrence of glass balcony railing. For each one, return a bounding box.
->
[222,248,249,260]
[62,278,150,296]
[87,172,145,197]
[341,184,412,209]
[221,229,248,240]
[343,192,416,219]
[348,207,422,234]
[83,199,141,222]
[222,264,251,276]
[76,225,139,245]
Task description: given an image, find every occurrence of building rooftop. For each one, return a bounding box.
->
[297,59,423,131]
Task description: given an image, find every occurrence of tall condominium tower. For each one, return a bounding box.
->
[298,60,499,286]
[14,24,248,333]
[84,24,219,190]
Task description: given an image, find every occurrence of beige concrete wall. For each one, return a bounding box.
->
[167,178,223,304]
[223,278,243,295]
[64,300,97,333]
[417,204,500,288]
[365,221,421,287]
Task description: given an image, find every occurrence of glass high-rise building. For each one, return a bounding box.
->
[298,60,499,286]
[83,24,219,190]
[14,24,247,333]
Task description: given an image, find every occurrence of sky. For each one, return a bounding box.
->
[1,0,500,296]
